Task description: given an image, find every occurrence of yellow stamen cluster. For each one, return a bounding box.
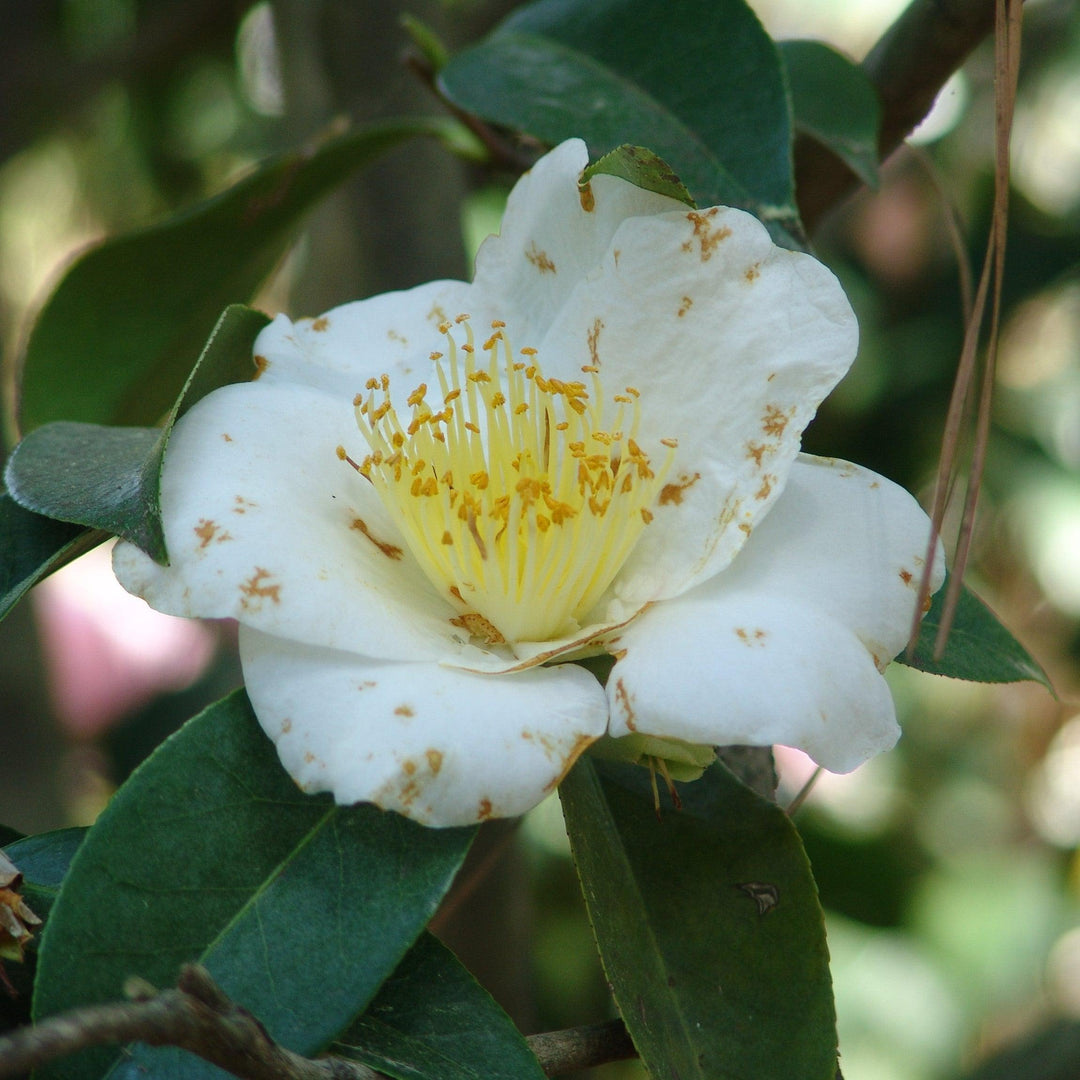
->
[344,315,674,644]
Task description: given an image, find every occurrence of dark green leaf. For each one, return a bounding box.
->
[34,691,475,1080]
[560,758,837,1080]
[780,40,881,188]
[5,425,163,554]
[6,304,270,564]
[898,578,1052,689]
[0,492,92,624]
[440,0,797,236]
[18,118,454,432]
[582,145,695,208]
[334,932,546,1080]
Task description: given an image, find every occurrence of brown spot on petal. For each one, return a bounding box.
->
[735,627,768,648]
[402,759,417,776]
[761,404,793,438]
[677,296,693,318]
[578,180,595,212]
[744,262,761,283]
[304,751,316,764]
[394,704,414,717]
[587,317,604,367]
[311,316,329,332]
[738,522,752,536]
[899,568,914,586]
[614,677,636,731]
[281,718,292,734]
[350,517,404,560]
[194,519,233,548]
[253,355,269,379]
[746,440,774,467]
[477,798,493,821]
[543,733,597,792]
[194,520,217,548]
[425,749,443,775]
[659,472,701,506]
[755,474,775,501]
[683,208,731,261]
[222,433,233,442]
[233,496,257,514]
[239,567,281,609]
[449,612,505,644]
[526,243,556,274]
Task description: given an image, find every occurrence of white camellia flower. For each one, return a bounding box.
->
[113,139,943,827]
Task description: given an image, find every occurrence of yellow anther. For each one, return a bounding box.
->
[343,317,675,643]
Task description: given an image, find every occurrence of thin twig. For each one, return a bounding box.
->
[0,966,637,1080]
[402,48,537,174]
[798,0,1007,230]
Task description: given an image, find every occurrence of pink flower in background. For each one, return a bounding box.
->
[34,544,214,737]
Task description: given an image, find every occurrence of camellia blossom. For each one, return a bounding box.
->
[113,139,943,827]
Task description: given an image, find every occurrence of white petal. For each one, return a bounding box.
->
[470,139,693,341]
[253,278,471,399]
[538,204,858,615]
[113,381,498,665]
[240,626,609,826]
[606,456,943,772]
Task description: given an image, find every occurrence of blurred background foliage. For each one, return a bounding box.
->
[1,0,1079,1078]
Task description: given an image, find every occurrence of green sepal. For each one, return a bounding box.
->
[582,145,696,208]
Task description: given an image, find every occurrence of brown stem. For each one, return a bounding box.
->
[0,966,636,1080]
[797,0,1002,231]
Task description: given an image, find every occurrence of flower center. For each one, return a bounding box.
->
[340,314,674,644]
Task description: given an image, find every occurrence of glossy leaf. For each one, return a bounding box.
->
[6,305,269,564]
[899,578,1052,689]
[0,491,91,624]
[560,758,836,1080]
[18,118,454,433]
[780,40,881,188]
[582,145,695,208]
[333,932,546,1080]
[440,0,797,235]
[34,691,475,1080]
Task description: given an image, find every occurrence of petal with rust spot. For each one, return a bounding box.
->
[240,626,608,827]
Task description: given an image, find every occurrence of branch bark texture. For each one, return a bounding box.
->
[797,0,1000,230]
[0,966,634,1080]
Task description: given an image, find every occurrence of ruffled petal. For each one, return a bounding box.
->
[537,206,857,618]
[470,139,692,340]
[240,626,609,826]
[605,456,943,772]
[113,380,502,665]
[254,278,472,400]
